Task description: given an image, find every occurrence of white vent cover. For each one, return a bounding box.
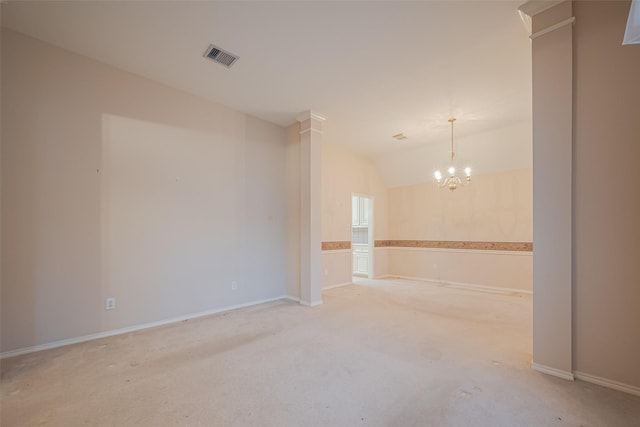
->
[203,44,239,68]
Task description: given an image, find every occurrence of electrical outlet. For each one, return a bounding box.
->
[231,281,237,291]
[324,268,329,276]
[105,297,116,310]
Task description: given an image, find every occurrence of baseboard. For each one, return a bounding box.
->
[1,295,290,360]
[574,371,640,397]
[382,274,532,296]
[321,249,352,254]
[322,282,353,290]
[299,300,323,307]
[439,279,532,296]
[284,295,322,307]
[531,362,575,381]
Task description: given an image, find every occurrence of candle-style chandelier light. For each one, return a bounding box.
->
[434,118,471,191]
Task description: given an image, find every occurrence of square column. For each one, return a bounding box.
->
[519,0,574,380]
[298,111,325,306]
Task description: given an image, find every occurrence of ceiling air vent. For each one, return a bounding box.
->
[203,44,239,68]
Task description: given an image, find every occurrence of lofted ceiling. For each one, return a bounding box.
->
[1,0,532,159]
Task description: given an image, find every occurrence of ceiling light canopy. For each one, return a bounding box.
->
[434,118,471,191]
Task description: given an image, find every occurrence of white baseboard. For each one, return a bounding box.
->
[299,300,323,307]
[284,295,322,307]
[1,295,290,360]
[531,362,575,381]
[322,282,353,290]
[321,249,351,254]
[380,274,532,296]
[574,371,640,397]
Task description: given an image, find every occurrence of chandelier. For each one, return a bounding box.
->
[434,118,471,191]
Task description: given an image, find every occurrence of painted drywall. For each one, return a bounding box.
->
[377,121,532,189]
[572,0,640,389]
[285,123,301,299]
[529,0,575,377]
[320,143,533,291]
[386,249,532,292]
[299,115,323,305]
[388,169,532,242]
[321,142,389,287]
[320,251,353,289]
[1,29,288,353]
[322,142,388,242]
[386,168,533,291]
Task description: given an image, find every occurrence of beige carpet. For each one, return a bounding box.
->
[2,279,639,426]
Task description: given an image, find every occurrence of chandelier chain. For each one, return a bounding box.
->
[434,118,471,191]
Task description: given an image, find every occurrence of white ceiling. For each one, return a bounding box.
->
[1,0,532,159]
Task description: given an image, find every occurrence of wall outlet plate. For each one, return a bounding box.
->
[105,297,116,310]
[231,281,237,290]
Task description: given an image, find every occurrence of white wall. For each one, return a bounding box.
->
[1,30,288,353]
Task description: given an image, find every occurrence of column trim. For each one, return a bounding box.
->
[296,110,327,123]
[299,128,324,135]
[298,109,324,307]
[519,0,566,18]
[531,17,575,39]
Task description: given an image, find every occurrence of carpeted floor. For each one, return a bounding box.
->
[2,279,639,426]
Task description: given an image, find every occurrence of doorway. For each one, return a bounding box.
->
[351,194,374,279]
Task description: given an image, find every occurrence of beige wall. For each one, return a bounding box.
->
[386,248,532,292]
[1,30,289,353]
[523,0,640,391]
[388,169,532,242]
[321,142,389,287]
[529,0,575,380]
[320,251,353,289]
[322,142,388,242]
[378,122,533,189]
[320,145,533,292]
[572,0,640,388]
[386,168,533,291]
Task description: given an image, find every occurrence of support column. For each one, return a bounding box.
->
[519,0,574,380]
[297,111,324,306]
